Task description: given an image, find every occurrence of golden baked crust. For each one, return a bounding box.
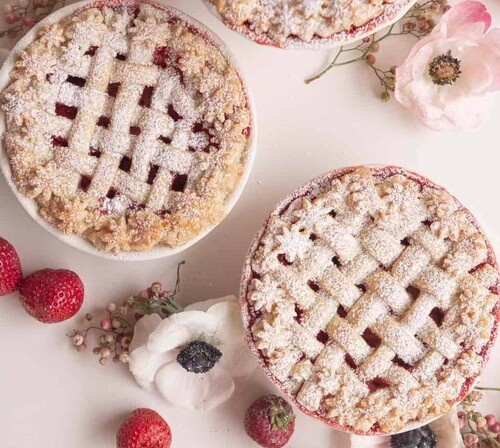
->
[213,0,401,46]
[242,166,500,434]
[2,2,251,254]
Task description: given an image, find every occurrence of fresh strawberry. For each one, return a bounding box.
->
[0,237,22,296]
[244,395,295,448]
[19,269,84,323]
[117,408,172,448]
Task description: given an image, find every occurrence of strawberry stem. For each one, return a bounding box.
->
[269,404,295,431]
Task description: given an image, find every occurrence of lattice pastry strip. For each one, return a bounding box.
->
[87,153,121,198]
[131,108,171,179]
[413,265,458,308]
[365,270,412,315]
[390,244,431,286]
[301,292,339,335]
[327,317,373,365]
[360,225,404,267]
[91,128,136,157]
[314,219,361,263]
[418,321,460,360]
[400,292,437,332]
[412,350,446,385]
[268,348,303,382]
[317,266,362,309]
[340,251,380,285]
[410,226,451,261]
[357,346,396,381]
[69,90,108,154]
[345,292,389,332]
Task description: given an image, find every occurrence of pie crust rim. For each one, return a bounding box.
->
[203,0,418,50]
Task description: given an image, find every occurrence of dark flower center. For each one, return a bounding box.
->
[391,425,437,448]
[177,340,222,374]
[428,51,462,86]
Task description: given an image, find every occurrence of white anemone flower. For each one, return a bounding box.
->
[128,295,256,412]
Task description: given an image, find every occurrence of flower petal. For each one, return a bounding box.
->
[147,311,218,353]
[458,55,493,95]
[440,0,491,38]
[430,409,464,447]
[129,313,163,353]
[480,29,500,92]
[218,341,257,378]
[208,301,244,343]
[349,434,389,447]
[395,40,437,108]
[129,346,176,390]
[184,295,237,312]
[155,362,235,411]
[444,93,493,129]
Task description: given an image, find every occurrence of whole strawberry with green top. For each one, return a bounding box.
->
[244,395,295,448]
[117,408,172,448]
[0,237,22,296]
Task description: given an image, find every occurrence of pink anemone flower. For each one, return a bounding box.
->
[396,1,500,131]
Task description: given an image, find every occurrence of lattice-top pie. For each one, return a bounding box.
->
[209,0,415,48]
[2,1,251,254]
[241,166,500,434]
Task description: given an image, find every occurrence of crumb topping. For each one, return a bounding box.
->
[212,0,414,47]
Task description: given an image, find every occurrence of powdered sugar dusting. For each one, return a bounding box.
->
[206,0,416,49]
[1,0,253,254]
[241,165,500,435]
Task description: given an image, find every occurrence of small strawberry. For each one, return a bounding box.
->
[117,408,172,448]
[244,395,295,448]
[19,269,84,323]
[0,237,22,296]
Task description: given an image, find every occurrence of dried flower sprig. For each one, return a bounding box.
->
[67,262,185,366]
[134,261,185,317]
[305,0,450,101]
[1,0,65,38]
[459,387,500,447]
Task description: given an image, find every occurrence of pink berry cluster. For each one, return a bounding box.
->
[459,390,500,447]
[69,301,135,366]
[68,263,184,366]
[1,0,64,38]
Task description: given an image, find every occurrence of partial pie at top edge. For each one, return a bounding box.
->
[240,165,500,435]
[1,0,252,254]
[209,0,417,49]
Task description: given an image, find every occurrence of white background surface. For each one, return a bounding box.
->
[1,0,500,446]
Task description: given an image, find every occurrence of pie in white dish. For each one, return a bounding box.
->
[208,0,417,49]
[241,166,500,434]
[1,0,252,254]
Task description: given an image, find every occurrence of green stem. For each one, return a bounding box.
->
[483,429,500,447]
[475,386,500,392]
[373,23,396,43]
[305,48,347,84]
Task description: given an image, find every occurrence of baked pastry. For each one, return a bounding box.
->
[1,1,252,254]
[208,0,416,48]
[241,166,500,434]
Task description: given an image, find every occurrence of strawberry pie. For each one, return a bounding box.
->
[1,0,251,254]
[241,166,500,434]
[209,0,416,48]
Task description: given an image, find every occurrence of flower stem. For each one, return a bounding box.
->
[305,0,449,99]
